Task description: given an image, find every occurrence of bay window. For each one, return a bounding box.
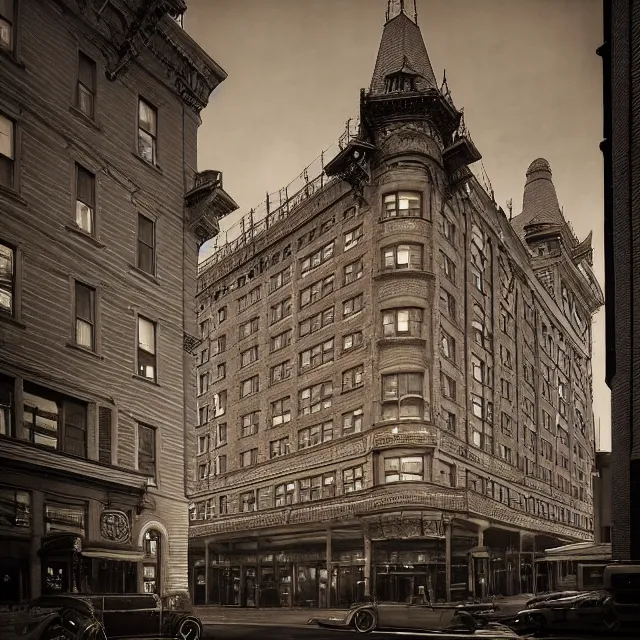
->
[384,456,424,482]
[381,372,424,420]
[382,243,422,270]
[382,308,422,337]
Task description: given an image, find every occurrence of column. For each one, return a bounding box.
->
[444,518,452,603]
[517,531,523,595]
[325,529,332,608]
[30,491,44,599]
[204,540,210,605]
[363,532,372,599]
[532,535,538,595]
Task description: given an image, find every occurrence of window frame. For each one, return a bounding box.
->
[382,243,423,270]
[137,423,157,484]
[136,315,157,382]
[137,97,158,165]
[0,239,19,319]
[0,110,16,191]
[74,280,96,352]
[382,191,423,220]
[381,372,425,421]
[76,51,97,120]
[382,307,422,338]
[136,213,156,276]
[0,0,16,54]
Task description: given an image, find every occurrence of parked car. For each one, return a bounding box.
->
[310,596,522,635]
[0,596,106,640]
[32,594,203,640]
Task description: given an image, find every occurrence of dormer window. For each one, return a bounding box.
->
[385,73,417,93]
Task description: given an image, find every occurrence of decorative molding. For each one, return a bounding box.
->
[183,332,202,354]
[100,509,132,543]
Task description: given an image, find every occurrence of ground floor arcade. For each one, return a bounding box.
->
[189,515,568,608]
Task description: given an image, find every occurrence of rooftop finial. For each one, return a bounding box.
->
[386,0,417,24]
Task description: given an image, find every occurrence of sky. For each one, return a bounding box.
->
[185,0,609,450]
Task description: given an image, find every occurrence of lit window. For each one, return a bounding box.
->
[137,316,157,381]
[75,165,95,235]
[74,282,96,351]
[382,191,422,219]
[381,373,424,420]
[382,244,422,270]
[138,99,157,164]
[384,456,423,482]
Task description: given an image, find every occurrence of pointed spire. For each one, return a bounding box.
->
[370,6,437,95]
[511,158,566,239]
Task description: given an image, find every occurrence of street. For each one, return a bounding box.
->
[202,622,608,640]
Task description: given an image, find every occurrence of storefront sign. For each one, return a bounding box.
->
[100,510,131,543]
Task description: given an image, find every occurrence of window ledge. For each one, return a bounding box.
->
[128,263,160,286]
[340,344,365,357]
[0,183,27,206]
[132,152,163,175]
[69,106,103,132]
[380,215,428,223]
[64,223,106,248]
[374,269,435,281]
[132,374,161,387]
[66,341,103,360]
[0,311,26,329]
[341,384,365,396]
[378,337,426,347]
[0,48,25,70]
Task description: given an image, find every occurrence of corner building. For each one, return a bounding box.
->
[0,0,236,603]
[189,6,603,607]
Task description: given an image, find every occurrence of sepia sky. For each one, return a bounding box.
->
[185,0,610,450]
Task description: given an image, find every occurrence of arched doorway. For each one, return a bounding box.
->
[142,529,162,595]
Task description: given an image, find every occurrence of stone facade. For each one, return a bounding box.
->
[188,6,603,607]
[0,0,234,603]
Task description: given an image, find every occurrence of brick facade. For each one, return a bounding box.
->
[0,0,232,602]
[188,8,603,607]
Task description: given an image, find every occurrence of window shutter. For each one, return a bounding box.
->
[98,406,112,464]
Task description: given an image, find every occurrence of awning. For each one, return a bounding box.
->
[469,546,490,559]
[81,548,145,562]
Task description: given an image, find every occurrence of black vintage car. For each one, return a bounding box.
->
[311,596,521,636]
[33,594,203,640]
[0,596,106,640]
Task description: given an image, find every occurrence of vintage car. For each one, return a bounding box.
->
[310,596,522,635]
[32,594,203,640]
[0,596,106,640]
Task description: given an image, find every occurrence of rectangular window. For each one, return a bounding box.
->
[240,375,259,398]
[442,214,456,244]
[23,384,88,458]
[240,317,259,339]
[441,372,456,401]
[342,331,363,351]
[471,265,484,292]
[270,360,292,384]
[471,394,493,422]
[213,335,226,355]
[199,319,210,338]
[300,241,334,275]
[137,424,156,481]
[382,191,422,219]
[0,0,15,52]
[270,397,291,427]
[0,241,14,314]
[381,372,424,420]
[137,316,157,381]
[343,225,363,250]
[270,329,292,353]
[270,298,292,324]
[77,52,96,119]
[299,381,332,416]
[216,362,226,380]
[217,306,227,324]
[217,423,227,446]
[138,98,157,164]
[219,496,228,514]
[0,113,15,189]
[238,286,261,311]
[342,364,364,391]
[241,411,260,437]
[382,308,422,337]
[257,487,273,510]
[74,281,95,351]
[299,339,334,370]
[44,502,86,536]
[137,214,155,275]
[384,456,423,482]
[240,345,259,368]
[275,482,296,507]
[343,465,364,493]
[299,473,336,502]
[270,436,289,458]
[439,289,456,319]
[441,252,456,284]
[501,378,513,401]
[298,421,333,449]
[499,444,513,464]
[440,330,456,362]
[269,266,291,292]
[98,405,112,464]
[198,372,209,395]
[197,434,209,454]
[239,491,255,513]
[382,244,423,270]
[444,410,456,433]
[240,448,258,468]
[343,258,364,285]
[342,407,363,436]
[75,164,95,235]
[299,306,334,337]
[471,354,488,384]
[199,347,209,365]
[198,405,209,426]
[343,294,363,318]
[300,275,334,309]
[0,487,30,528]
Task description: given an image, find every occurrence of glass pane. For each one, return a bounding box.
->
[78,85,94,118]
[397,310,409,332]
[138,215,154,246]
[138,130,155,163]
[0,114,14,159]
[76,165,95,206]
[397,246,410,266]
[382,375,397,399]
[384,458,399,472]
[75,200,94,234]
[139,100,156,134]
[76,319,93,348]
[138,317,155,353]
[75,283,94,322]
[78,53,95,89]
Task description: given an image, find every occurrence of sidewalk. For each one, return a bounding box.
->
[194,594,533,626]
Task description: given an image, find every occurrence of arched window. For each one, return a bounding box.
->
[142,529,162,595]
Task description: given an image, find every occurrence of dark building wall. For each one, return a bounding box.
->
[0,0,227,598]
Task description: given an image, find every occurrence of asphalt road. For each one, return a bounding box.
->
[203,623,626,640]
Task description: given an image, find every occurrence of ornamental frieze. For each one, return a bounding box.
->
[372,431,437,449]
[99,510,131,544]
[364,512,444,540]
[189,484,467,538]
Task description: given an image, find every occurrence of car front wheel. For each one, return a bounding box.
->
[176,618,202,640]
[353,609,377,634]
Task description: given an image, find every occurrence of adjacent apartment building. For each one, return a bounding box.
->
[188,4,604,607]
[0,0,236,603]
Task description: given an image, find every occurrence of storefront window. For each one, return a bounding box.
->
[0,487,30,528]
[143,529,161,595]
